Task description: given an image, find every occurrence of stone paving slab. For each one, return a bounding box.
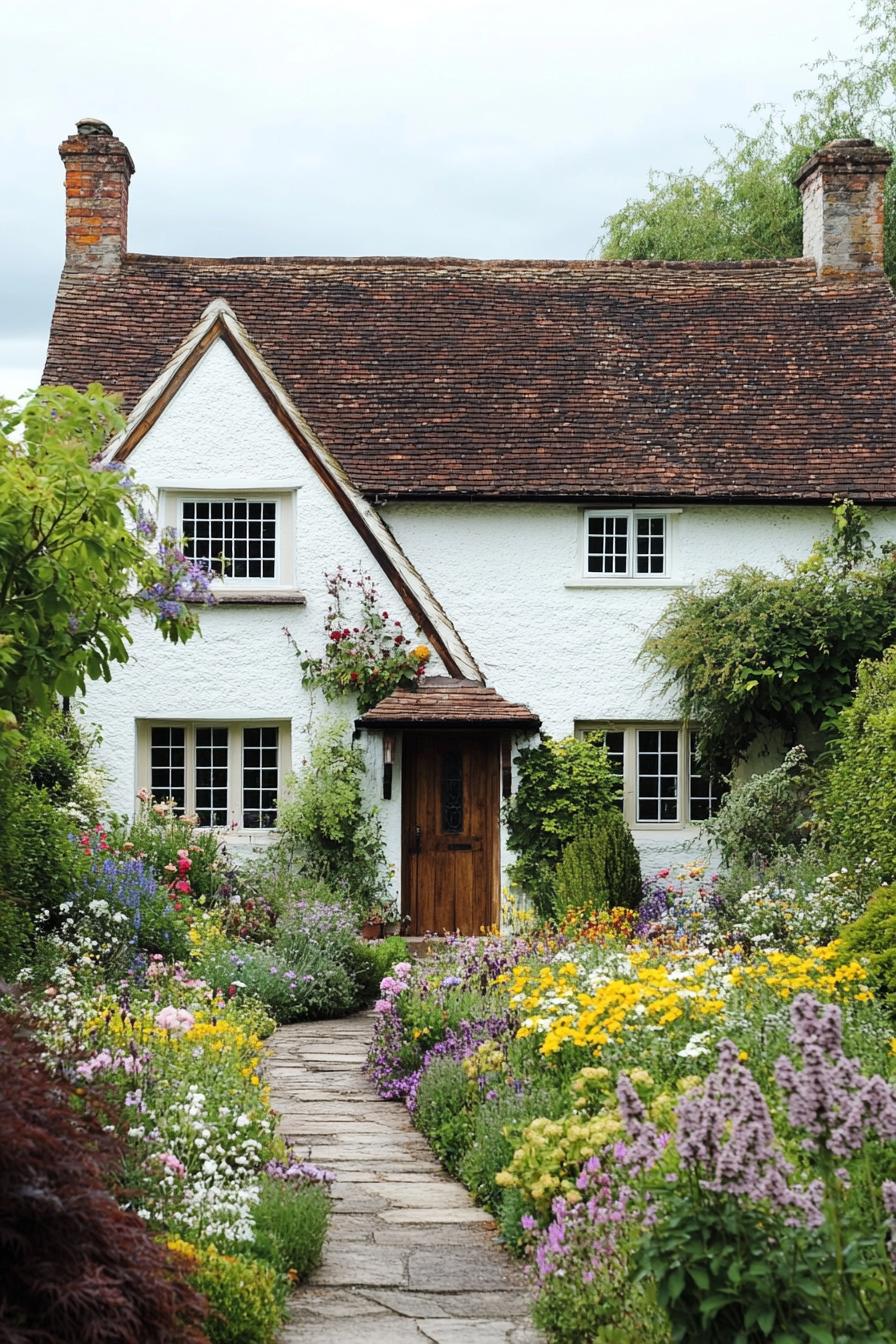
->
[268,1012,543,1343]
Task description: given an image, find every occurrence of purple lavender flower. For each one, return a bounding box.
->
[675,1037,824,1228]
[775,994,896,1158]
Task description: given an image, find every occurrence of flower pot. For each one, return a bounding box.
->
[361,919,384,941]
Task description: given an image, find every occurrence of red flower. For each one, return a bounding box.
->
[350,671,358,682]
[174,879,191,894]
[174,901,182,911]
[227,984,237,998]
[382,611,388,618]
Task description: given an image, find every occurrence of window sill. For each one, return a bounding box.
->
[630,823,699,832]
[207,590,307,606]
[565,578,687,590]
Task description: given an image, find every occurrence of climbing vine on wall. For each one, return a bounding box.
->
[285,567,430,714]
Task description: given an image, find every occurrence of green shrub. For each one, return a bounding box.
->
[250,1176,329,1281]
[172,1239,283,1344]
[817,647,896,879]
[505,736,621,918]
[0,767,86,924]
[275,720,390,917]
[0,897,32,979]
[365,935,408,985]
[414,1058,474,1174]
[641,499,896,770]
[839,886,896,1012]
[22,710,89,803]
[707,745,812,869]
[553,814,642,918]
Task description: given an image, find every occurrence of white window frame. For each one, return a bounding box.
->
[136,720,290,832]
[159,489,297,591]
[579,509,678,584]
[575,722,723,829]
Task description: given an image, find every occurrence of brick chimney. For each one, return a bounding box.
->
[795,137,892,277]
[58,118,135,271]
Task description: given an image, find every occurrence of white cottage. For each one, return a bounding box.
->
[44,121,896,933]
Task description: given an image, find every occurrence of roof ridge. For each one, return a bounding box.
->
[117,252,819,273]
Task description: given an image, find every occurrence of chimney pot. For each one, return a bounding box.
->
[59,119,135,272]
[76,117,113,136]
[795,136,892,277]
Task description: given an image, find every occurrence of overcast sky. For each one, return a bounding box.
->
[0,0,862,397]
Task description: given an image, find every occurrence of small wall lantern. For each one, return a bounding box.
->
[382,733,395,800]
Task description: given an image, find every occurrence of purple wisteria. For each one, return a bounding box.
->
[137,529,217,623]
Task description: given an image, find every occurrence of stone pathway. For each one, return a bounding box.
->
[268,1012,543,1344]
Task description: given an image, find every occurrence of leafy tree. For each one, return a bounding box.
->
[600,0,896,282]
[643,500,896,771]
[0,386,214,757]
[816,645,896,879]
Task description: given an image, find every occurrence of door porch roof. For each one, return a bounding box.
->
[357,677,541,730]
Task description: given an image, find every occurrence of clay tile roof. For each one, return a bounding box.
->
[358,677,541,729]
[43,253,896,502]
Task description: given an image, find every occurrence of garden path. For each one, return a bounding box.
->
[269,1012,543,1344]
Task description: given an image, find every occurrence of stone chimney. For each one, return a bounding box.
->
[795,137,892,277]
[58,118,135,271]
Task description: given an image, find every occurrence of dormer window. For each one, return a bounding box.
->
[585,511,668,578]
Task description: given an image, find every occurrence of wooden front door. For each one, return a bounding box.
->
[402,731,500,935]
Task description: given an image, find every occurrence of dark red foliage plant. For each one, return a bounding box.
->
[0,1011,209,1344]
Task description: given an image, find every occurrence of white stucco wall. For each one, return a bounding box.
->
[83,336,896,899]
[381,499,896,872]
[81,339,445,905]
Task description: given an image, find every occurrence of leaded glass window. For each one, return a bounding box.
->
[242,726,279,829]
[586,514,629,575]
[584,511,668,578]
[441,751,463,833]
[150,726,186,812]
[636,729,679,822]
[688,732,726,822]
[195,726,229,826]
[182,499,277,580]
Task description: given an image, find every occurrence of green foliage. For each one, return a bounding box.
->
[554,814,642,919]
[707,746,813,869]
[643,501,896,770]
[177,1241,282,1344]
[505,736,622,918]
[0,897,33,979]
[0,759,86,925]
[289,567,430,713]
[250,1176,329,1281]
[22,710,91,803]
[816,647,896,881]
[533,1228,671,1344]
[839,886,896,1012]
[600,0,896,282]
[275,720,389,915]
[0,387,208,760]
[414,1057,474,1174]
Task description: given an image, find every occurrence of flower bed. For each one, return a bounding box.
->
[9,797,406,1344]
[367,915,896,1342]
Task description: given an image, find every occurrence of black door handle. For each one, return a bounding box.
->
[415,825,421,854]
